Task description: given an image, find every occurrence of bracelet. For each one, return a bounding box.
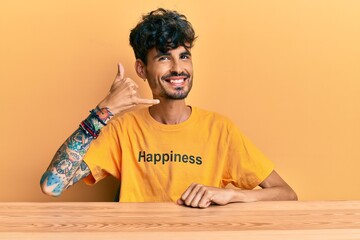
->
[90,106,113,126]
[90,110,106,126]
[80,121,99,138]
[79,107,113,139]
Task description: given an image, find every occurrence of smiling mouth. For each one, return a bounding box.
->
[162,72,190,84]
[163,77,188,86]
[166,78,186,83]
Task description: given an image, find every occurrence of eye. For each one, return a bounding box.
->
[180,54,191,60]
[159,56,170,61]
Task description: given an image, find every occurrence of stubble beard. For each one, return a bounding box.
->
[160,79,193,100]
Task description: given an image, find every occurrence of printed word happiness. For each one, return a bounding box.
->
[138,151,202,165]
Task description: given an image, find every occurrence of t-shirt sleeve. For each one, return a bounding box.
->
[225,123,275,189]
[83,121,122,185]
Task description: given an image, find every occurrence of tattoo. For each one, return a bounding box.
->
[56,159,72,174]
[66,163,90,189]
[93,106,113,128]
[68,130,92,154]
[80,161,88,171]
[41,109,111,196]
[40,171,64,196]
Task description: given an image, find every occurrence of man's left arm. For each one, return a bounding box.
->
[177,170,297,208]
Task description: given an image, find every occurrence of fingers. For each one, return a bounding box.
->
[135,98,160,105]
[124,78,139,89]
[127,81,159,106]
[179,183,197,203]
[192,187,208,207]
[179,183,212,208]
[181,183,201,205]
[104,62,160,113]
[198,191,212,208]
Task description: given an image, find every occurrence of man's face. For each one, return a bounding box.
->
[143,46,193,100]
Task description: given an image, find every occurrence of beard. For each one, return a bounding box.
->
[159,79,193,100]
[158,71,193,100]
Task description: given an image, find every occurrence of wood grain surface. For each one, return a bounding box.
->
[0,201,360,239]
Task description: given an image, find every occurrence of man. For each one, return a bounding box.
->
[41,8,297,208]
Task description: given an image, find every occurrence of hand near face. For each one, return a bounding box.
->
[177,183,234,209]
[98,63,160,115]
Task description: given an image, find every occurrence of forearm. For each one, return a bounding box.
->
[40,107,112,196]
[230,170,298,203]
[231,185,298,203]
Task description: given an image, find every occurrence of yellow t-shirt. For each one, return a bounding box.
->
[83,107,274,202]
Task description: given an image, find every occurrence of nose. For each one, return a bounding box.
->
[170,59,182,74]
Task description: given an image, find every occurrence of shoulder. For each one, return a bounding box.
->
[106,107,148,130]
[194,107,235,125]
[192,107,239,133]
[112,107,147,122]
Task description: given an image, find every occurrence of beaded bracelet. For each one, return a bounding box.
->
[79,120,99,138]
[90,109,106,126]
[79,107,113,139]
[90,106,113,126]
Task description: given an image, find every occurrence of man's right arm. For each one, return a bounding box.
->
[40,129,91,196]
[40,107,112,196]
[40,63,159,197]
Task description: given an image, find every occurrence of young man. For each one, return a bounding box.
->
[40,8,297,208]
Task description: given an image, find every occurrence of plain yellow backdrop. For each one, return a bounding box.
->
[0,0,359,202]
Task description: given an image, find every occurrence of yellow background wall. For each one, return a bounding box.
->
[1,0,359,202]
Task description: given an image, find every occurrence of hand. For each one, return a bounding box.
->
[98,63,160,115]
[177,183,235,208]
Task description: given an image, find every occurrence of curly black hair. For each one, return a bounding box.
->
[129,8,196,64]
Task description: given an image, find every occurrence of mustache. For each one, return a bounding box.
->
[162,72,190,80]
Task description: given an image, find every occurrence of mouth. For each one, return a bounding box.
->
[163,76,189,86]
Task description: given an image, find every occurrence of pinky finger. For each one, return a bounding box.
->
[136,98,160,105]
[198,192,213,208]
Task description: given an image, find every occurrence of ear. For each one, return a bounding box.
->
[135,59,147,80]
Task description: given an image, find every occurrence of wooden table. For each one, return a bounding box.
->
[1,201,360,239]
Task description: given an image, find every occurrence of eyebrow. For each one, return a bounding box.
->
[153,52,170,60]
[153,49,192,60]
[181,50,192,56]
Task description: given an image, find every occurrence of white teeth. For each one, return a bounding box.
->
[170,79,184,83]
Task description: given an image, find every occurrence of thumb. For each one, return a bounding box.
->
[115,63,125,82]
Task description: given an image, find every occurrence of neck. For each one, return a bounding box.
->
[149,99,191,124]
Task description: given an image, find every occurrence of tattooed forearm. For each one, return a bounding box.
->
[40,107,113,196]
[40,128,92,196]
[66,162,90,188]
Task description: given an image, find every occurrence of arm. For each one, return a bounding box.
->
[40,108,112,196]
[177,170,297,208]
[40,63,159,197]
